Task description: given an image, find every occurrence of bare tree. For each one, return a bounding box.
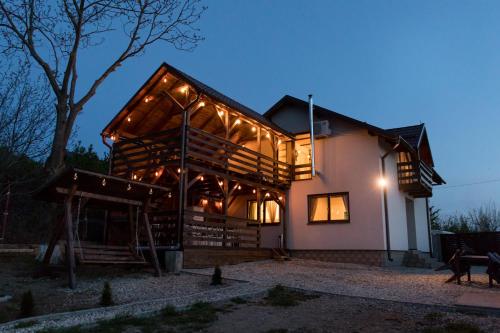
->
[0,62,54,187]
[469,202,500,232]
[0,0,205,175]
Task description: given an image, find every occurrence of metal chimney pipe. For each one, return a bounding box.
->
[308,94,316,177]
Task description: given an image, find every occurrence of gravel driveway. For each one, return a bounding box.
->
[184,259,499,306]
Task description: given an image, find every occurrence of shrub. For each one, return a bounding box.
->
[100,282,114,307]
[19,290,35,318]
[211,266,222,285]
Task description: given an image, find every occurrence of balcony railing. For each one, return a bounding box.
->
[397,160,433,197]
[111,126,293,188]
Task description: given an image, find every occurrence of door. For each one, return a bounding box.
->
[405,198,417,250]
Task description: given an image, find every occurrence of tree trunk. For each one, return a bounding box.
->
[45,103,71,176]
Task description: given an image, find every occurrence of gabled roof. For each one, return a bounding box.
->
[264,95,395,140]
[102,62,293,138]
[386,124,425,149]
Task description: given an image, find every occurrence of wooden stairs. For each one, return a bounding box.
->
[272,248,291,262]
[74,243,147,265]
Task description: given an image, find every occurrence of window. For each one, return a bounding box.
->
[247,200,281,224]
[308,193,349,223]
[294,134,312,180]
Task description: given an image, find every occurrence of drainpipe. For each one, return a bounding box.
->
[425,197,433,258]
[308,95,316,177]
[380,139,401,262]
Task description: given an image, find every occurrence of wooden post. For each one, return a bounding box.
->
[223,179,229,247]
[177,108,189,250]
[1,182,10,240]
[143,202,162,277]
[256,190,261,248]
[282,192,288,250]
[65,185,77,289]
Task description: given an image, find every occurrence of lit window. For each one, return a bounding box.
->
[247,200,281,224]
[308,193,349,223]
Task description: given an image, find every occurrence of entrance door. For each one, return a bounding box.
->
[405,198,417,250]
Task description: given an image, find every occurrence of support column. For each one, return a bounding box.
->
[65,185,77,289]
[256,190,261,248]
[177,108,189,250]
[143,201,162,277]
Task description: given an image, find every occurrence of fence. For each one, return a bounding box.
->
[440,232,500,262]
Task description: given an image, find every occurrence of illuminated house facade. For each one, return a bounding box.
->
[99,63,444,267]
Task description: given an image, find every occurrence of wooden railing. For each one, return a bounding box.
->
[293,163,312,180]
[397,160,433,196]
[111,128,182,178]
[186,127,292,187]
[183,210,260,248]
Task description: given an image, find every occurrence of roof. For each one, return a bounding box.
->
[102,63,293,138]
[264,95,396,141]
[386,124,425,149]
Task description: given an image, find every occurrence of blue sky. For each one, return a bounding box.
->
[74,0,500,215]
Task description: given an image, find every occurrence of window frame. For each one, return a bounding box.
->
[307,192,350,224]
[246,199,282,225]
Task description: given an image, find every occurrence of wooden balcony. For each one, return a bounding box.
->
[397,160,433,198]
[111,126,293,189]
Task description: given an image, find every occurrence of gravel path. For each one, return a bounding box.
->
[184,259,499,306]
[0,280,266,333]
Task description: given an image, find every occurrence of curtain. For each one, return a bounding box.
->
[266,201,278,223]
[310,196,328,221]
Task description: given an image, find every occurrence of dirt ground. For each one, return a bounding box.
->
[0,254,228,324]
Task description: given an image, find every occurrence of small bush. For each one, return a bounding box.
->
[19,290,35,318]
[265,285,317,307]
[162,301,218,328]
[100,282,114,307]
[211,266,222,285]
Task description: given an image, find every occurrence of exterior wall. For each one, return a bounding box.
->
[285,119,386,251]
[383,149,410,251]
[414,198,430,252]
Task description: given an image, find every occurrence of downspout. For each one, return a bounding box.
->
[380,138,401,262]
[308,95,316,177]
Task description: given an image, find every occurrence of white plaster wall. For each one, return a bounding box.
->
[383,150,410,251]
[286,120,386,250]
[414,198,430,252]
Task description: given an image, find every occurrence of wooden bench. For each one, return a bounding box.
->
[452,251,498,288]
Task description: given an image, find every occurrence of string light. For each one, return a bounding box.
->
[252,126,257,132]
[218,181,223,187]
[235,119,241,125]
[110,134,116,141]
[177,168,181,173]
[155,171,159,177]
[127,116,131,122]
[252,189,256,194]
[237,185,242,190]
[144,96,152,103]
[218,110,224,117]
[265,192,270,197]
[201,199,208,205]
[266,132,271,139]
[73,172,78,181]
[149,188,153,195]
[132,174,137,180]
[180,85,188,93]
[162,76,168,83]
[200,176,204,181]
[279,196,283,201]
[127,183,132,191]
[101,178,106,186]
[198,101,205,108]
[168,192,172,198]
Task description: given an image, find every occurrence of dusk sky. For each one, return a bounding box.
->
[74,0,500,215]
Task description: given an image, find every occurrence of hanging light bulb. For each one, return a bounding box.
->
[251,126,257,132]
[200,176,204,181]
[110,134,116,141]
[168,192,172,198]
[235,119,241,125]
[127,116,131,122]
[149,188,153,195]
[265,192,270,197]
[252,189,256,194]
[162,76,168,83]
[101,178,106,186]
[198,101,205,108]
[279,196,283,201]
[266,132,271,139]
[201,199,208,205]
[278,139,282,145]
[73,172,78,181]
[237,185,242,190]
[132,174,137,180]
[144,96,152,103]
[155,171,159,177]
[218,181,223,187]
[218,110,224,117]
[127,183,132,191]
[177,168,181,173]
[179,85,188,93]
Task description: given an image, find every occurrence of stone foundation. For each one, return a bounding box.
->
[289,249,391,266]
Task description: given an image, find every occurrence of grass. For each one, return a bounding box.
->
[265,285,318,307]
[162,301,218,329]
[424,312,445,322]
[14,320,38,329]
[422,321,484,333]
[230,297,248,304]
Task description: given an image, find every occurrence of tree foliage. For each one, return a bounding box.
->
[432,202,500,233]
